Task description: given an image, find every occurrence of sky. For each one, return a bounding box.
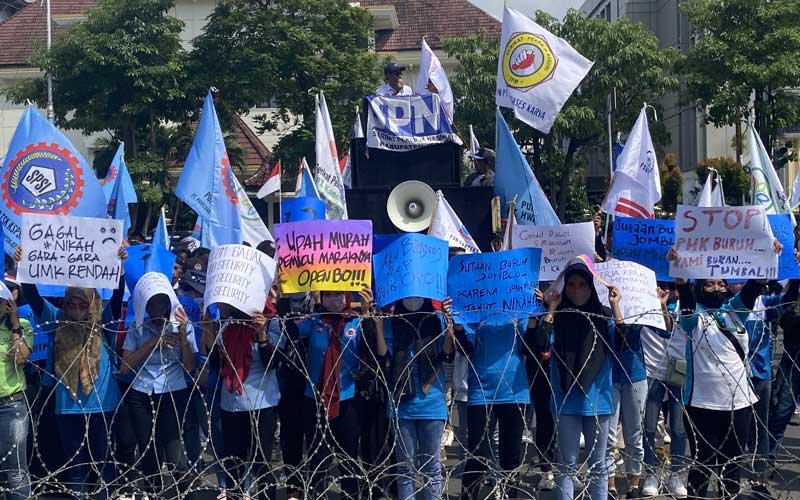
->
[469,0,585,20]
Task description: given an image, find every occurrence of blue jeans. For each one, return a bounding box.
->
[749,378,770,476]
[57,412,115,500]
[395,418,445,500]
[606,379,647,476]
[556,414,610,500]
[768,348,800,461]
[0,399,30,500]
[644,378,687,473]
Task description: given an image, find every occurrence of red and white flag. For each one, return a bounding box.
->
[602,106,661,218]
[256,160,281,199]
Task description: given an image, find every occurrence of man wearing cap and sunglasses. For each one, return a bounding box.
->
[376,63,414,97]
[464,147,495,187]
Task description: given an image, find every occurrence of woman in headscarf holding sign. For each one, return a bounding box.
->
[14,244,128,500]
[121,272,196,495]
[536,260,624,500]
[293,287,379,500]
[372,295,454,500]
[206,300,282,499]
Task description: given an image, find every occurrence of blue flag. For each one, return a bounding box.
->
[281,196,326,223]
[107,168,131,237]
[153,210,169,249]
[123,243,176,327]
[0,106,107,253]
[613,139,625,171]
[494,110,560,226]
[175,91,241,243]
[101,144,137,204]
[296,159,321,199]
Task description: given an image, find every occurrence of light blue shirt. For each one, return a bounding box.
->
[296,316,362,401]
[221,321,283,412]
[123,319,198,395]
[37,301,121,414]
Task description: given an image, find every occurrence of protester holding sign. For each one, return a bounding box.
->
[375,296,454,500]
[454,310,537,500]
[15,244,127,500]
[122,273,197,495]
[0,282,32,500]
[207,302,281,500]
[536,262,625,500]
[667,242,782,499]
[293,287,379,499]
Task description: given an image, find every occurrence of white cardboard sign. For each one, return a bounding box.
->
[595,260,666,330]
[18,213,122,289]
[204,244,276,316]
[511,222,595,281]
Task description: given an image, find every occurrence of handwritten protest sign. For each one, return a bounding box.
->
[205,244,277,316]
[133,272,181,327]
[613,217,674,281]
[18,214,122,289]
[669,205,777,279]
[595,260,666,330]
[448,248,542,324]
[768,214,800,279]
[373,234,448,307]
[511,222,594,281]
[274,219,372,293]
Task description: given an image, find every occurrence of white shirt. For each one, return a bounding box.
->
[376,83,413,97]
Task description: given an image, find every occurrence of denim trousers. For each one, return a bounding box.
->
[768,348,800,461]
[395,418,445,500]
[556,414,611,500]
[0,399,29,500]
[644,378,687,473]
[606,379,647,476]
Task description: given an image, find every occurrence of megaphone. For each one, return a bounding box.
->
[387,180,437,232]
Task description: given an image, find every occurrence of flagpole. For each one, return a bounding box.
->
[604,89,616,244]
[506,197,516,250]
[427,193,440,236]
[45,0,54,122]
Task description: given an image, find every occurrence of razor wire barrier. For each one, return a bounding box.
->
[1,302,799,499]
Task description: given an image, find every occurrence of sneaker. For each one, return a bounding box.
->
[751,481,776,500]
[216,489,227,500]
[667,475,687,499]
[538,472,555,491]
[640,475,659,497]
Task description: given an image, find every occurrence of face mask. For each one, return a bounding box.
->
[700,290,726,310]
[289,293,311,314]
[402,297,425,312]
[322,294,345,313]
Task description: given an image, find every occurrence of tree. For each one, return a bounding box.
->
[188,0,380,163]
[659,153,683,215]
[445,9,678,220]
[681,0,800,152]
[693,157,750,206]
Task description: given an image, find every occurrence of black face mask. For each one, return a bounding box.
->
[699,290,726,310]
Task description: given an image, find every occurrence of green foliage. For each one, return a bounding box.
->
[694,157,750,206]
[680,0,800,144]
[188,0,380,161]
[444,9,678,220]
[659,153,683,214]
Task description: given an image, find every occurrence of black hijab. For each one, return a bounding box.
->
[553,263,611,395]
[391,298,442,402]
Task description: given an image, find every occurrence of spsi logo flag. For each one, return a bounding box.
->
[0,106,107,253]
[496,6,593,134]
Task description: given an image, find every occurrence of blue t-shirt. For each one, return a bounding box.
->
[611,325,649,384]
[463,315,531,406]
[36,301,121,415]
[122,319,198,395]
[219,322,282,412]
[746,294,782,382]
[550,318,615,417]
[296,315,362,401]
[384,314,448,420]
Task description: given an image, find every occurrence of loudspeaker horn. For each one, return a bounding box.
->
[386,180,437,232]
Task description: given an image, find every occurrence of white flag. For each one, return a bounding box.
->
[416,38,454,121]
[791,169,800,209]
[749,125,792,215]
[429,190,480,253]
[602,107,661,218]
[257,160,281,199]
[233,173,273,245]
[698,173,715,207]
[496,6,593,134]
[711,184,724,207]
[315,92,348,219]
[469,125,480,157]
